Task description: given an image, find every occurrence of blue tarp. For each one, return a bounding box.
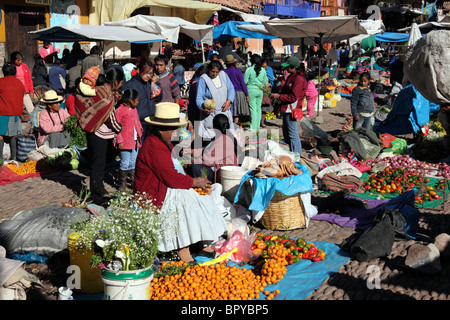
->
[213,21,277,42]
[375,84,440,135]
[375,32,410,43]
[233,164,313,212]
[196,240,350,300]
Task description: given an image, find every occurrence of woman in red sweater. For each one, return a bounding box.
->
[134,102,228,263]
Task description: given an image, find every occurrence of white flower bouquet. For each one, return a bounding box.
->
[73,193,163,271]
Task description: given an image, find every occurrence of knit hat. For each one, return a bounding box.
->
[83,66,101,87]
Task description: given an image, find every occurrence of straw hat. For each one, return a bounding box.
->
[145,102,188,127]
[225,54,238,65]
[40,90,64,104]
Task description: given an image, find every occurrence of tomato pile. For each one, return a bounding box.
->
[251,233,325,264]
[363,167,424,194]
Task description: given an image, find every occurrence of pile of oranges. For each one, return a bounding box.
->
[5,160,52,176]
[193,186,211,195]
[150,246,289,301]
[260,245,288,287]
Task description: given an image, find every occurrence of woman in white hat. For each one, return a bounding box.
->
[134,102,228,263]
[37,90,71,148]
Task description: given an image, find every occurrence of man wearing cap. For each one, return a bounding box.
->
[134,102,228,263]
[37,90,71,147]
[271,56,307,154]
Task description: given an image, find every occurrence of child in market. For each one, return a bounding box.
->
[79,66,101,97]
[351,72,375,130]
[305,73,318,118]
[115,88,143,191]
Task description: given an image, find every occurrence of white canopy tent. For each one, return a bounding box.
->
[398,21,450,33]
[348,19,385,47]
[29,23,167,60]
[29,23,166,43]
[103,14,215,45]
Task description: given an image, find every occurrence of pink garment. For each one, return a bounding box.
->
[15,63,34,94]
[37,107,70,146]
[192,133,238,182]
[115,104,143,149]
[305,80,318,117]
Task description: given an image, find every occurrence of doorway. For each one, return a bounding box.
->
[4,5,46,68]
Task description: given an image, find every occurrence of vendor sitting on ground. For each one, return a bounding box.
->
[186,113,238,182]
[37,90,71,148]
[133,102,228,263]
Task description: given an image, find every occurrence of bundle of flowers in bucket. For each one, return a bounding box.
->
[73,193,162,300]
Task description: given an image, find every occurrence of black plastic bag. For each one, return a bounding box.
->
[341,208,407,262]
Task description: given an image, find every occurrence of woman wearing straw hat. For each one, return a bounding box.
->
[134,102,228,263]
[37,90,71,148]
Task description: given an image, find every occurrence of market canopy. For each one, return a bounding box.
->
[29,23,165,43]
[262,16,367,43]
[213,21,277,42]
[103,14,214,45]
[88,0,221,25]
[237,16,368,45]
[397,21,450,33]
[349,19,385,47]
[374,32,411,43]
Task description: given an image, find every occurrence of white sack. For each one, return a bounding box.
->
[399,30,450,106]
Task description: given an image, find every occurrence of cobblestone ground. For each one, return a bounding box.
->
[1,97,450,300]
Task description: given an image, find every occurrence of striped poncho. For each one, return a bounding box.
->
[74,84,122,134]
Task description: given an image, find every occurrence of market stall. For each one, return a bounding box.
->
[238,16,368,117]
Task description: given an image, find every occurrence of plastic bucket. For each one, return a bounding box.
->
[67,233,103,294]
[101,266,154,300]
[219,166,248,203]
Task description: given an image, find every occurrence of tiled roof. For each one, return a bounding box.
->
[196,0,262,13]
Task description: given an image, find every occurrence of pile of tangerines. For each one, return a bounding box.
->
[150,244,289,300]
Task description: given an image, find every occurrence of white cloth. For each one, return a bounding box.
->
[158,183,229,252]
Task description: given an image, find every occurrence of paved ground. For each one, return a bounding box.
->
[2,95,450,300]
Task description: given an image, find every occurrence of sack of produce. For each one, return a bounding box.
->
[399,30,450,106]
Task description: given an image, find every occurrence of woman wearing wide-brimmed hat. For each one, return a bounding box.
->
[134,102,228,263]
[37,90,71,148]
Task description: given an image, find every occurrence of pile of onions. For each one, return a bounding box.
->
[366,155,450,179]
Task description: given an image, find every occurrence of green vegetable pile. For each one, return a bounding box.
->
[64,115,87,149]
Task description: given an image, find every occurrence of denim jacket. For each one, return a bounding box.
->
[351,86,375,117]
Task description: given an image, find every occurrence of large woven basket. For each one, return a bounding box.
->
[261,191,306,231]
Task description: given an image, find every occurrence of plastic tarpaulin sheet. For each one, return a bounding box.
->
[196,240,350,300]
[233,164,313,212]
[213,21,276,42]
[375,85,440,135]
[375,32,410,43]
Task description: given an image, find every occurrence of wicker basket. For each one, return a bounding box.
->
[261,191,306,231]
